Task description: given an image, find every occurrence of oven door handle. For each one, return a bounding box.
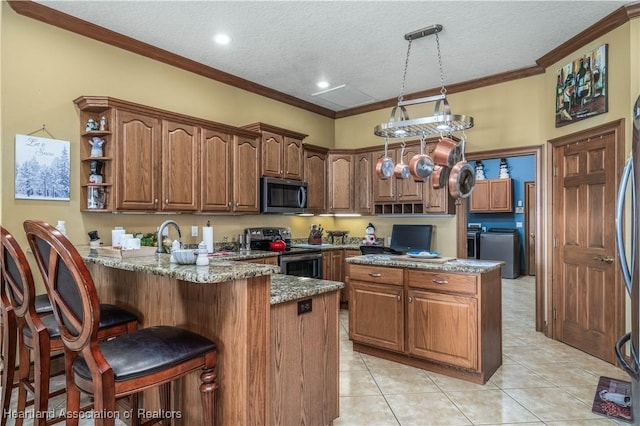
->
[280,252,322,262]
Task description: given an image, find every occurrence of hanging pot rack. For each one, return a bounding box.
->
[373,24,474,139]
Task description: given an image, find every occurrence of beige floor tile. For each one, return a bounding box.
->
[340,370,382,396]
[545,420,621,425]
[504,386,602,421]
[445,389,541,424]
[527,362,602,387]
[488,363,556,389]
[384,392,472,426]
[370,367,440,394]
[426,370,499,392]
[334,395,399,426]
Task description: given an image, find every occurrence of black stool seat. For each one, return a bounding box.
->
[22,304,139,340]
[73,326,217,382]
[34,294,52,314]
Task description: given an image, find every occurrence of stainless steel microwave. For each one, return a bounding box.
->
[261,177,308,214]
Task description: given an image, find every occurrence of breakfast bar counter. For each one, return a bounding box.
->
[78,247,343,425]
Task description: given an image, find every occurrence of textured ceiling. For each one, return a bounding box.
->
[37,0,630,111]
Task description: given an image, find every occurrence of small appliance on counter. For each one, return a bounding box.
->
[467,223,482,259]
[327,230,349,245]
[246,227,322,278]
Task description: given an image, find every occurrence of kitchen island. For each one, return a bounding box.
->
[78,247,343,425]
[345,254,503,384]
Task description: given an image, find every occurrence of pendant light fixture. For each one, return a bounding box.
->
[374,24,474,139]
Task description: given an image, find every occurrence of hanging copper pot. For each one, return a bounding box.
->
[432,137,461,167]
[375,138,395,180]
[448,161,476,199]
[394,143,410,179]
[409,136,434,180]
[431,165,450,189]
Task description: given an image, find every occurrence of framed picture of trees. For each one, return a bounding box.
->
[15,134,70,200]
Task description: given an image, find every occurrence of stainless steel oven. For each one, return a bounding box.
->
[246,227,323,279]
[279,249,323,279]
[467,224,482,259]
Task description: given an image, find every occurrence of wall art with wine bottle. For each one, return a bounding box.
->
[555,44,608,128]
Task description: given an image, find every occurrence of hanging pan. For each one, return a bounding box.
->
[376,137,395,179]
[431,165,450,189]
[409,135,434,180]
[394,142,410,179]
[432,136,461,167]
[448,134,476,199]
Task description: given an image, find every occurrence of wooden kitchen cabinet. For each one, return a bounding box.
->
[355,151,374,215]
[348,263,502,384]
[469,178,513,212]
[348,265,404,352]
[114,109,161,211]
[303,145,328,214]
[76,96,261,214]
[341,249,362,305]
[243,122,306,180]
[327,152,355,213]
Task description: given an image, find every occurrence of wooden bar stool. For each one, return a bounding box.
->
[24,220,218,426]
[1,289,52,426]
[0,226,139,426]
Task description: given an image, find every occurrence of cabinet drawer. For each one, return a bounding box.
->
[407,270,477,295]
[348,265,403,286]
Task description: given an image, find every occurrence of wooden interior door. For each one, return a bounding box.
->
[552,132,619,363]
[525,181,536,275]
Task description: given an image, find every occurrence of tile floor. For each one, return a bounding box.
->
[1,275,632,425]
[335,275,632,425]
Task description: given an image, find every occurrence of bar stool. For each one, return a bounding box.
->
[1,289,52,426]
[24,220,218,426]
[0,226,139,425]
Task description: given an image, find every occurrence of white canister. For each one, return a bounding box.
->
[111,227,125,249]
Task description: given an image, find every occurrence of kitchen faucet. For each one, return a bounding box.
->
[157,220,182,253]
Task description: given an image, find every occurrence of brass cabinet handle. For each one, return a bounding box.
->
[369,272,382,277]
[154,198,158,204]
[165,199,169,204]
[432,279,448,284]
[408,296,412,303]
[397,294,401,301]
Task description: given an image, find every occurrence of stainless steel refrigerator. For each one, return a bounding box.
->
[615,95,640,424]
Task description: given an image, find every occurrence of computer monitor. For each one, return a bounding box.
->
[390,224,433,254]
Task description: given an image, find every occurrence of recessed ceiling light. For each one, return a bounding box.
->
[214,34,231,45]
[317,81,330,89]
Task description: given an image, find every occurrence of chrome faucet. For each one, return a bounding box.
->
[157,220,182,253]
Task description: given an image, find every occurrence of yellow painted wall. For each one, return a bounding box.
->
[0,4,335,251]
[1,4,638,273]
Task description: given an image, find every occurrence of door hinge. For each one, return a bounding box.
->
[553,166,558,177]
[553,308,557,320]
[553,237,557,248]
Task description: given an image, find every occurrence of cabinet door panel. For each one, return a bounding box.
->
[355,152,373,214]
[115,110,160,210]
[328,154,354,212]
[201,129,232,211]
[284,137,303,180]
[469,180,490,211]
[349,281,403,352]
[372,150,396,202]
[261,131,284,178]
[490,179,512,211]
[396,145,423,201]
[304,150,327,213]
[233,136,260,212]
[162,120,199,211]
[407,289,478,369]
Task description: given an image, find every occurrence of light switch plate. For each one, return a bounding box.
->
[515,206,525,214]
[191,226,198,237]
[516,222,523,228]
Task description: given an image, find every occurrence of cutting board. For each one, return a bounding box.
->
[392,255,456,264]
[95,246,156,259]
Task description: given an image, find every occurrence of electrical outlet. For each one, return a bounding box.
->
[191,226,198,237]
[298,299,312,315]
[515,206,525,214]
[516,222,523,228]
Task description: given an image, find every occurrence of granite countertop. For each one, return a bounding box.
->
[78,246,279,284]
[270,274,344,305]
[77,246,344,304]
[345,254,503,274]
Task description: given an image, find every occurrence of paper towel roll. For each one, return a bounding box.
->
[203,226,214,253]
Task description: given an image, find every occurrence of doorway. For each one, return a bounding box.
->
[549,119,625,364]
[525,181,536,275]
[456,145,544,332]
